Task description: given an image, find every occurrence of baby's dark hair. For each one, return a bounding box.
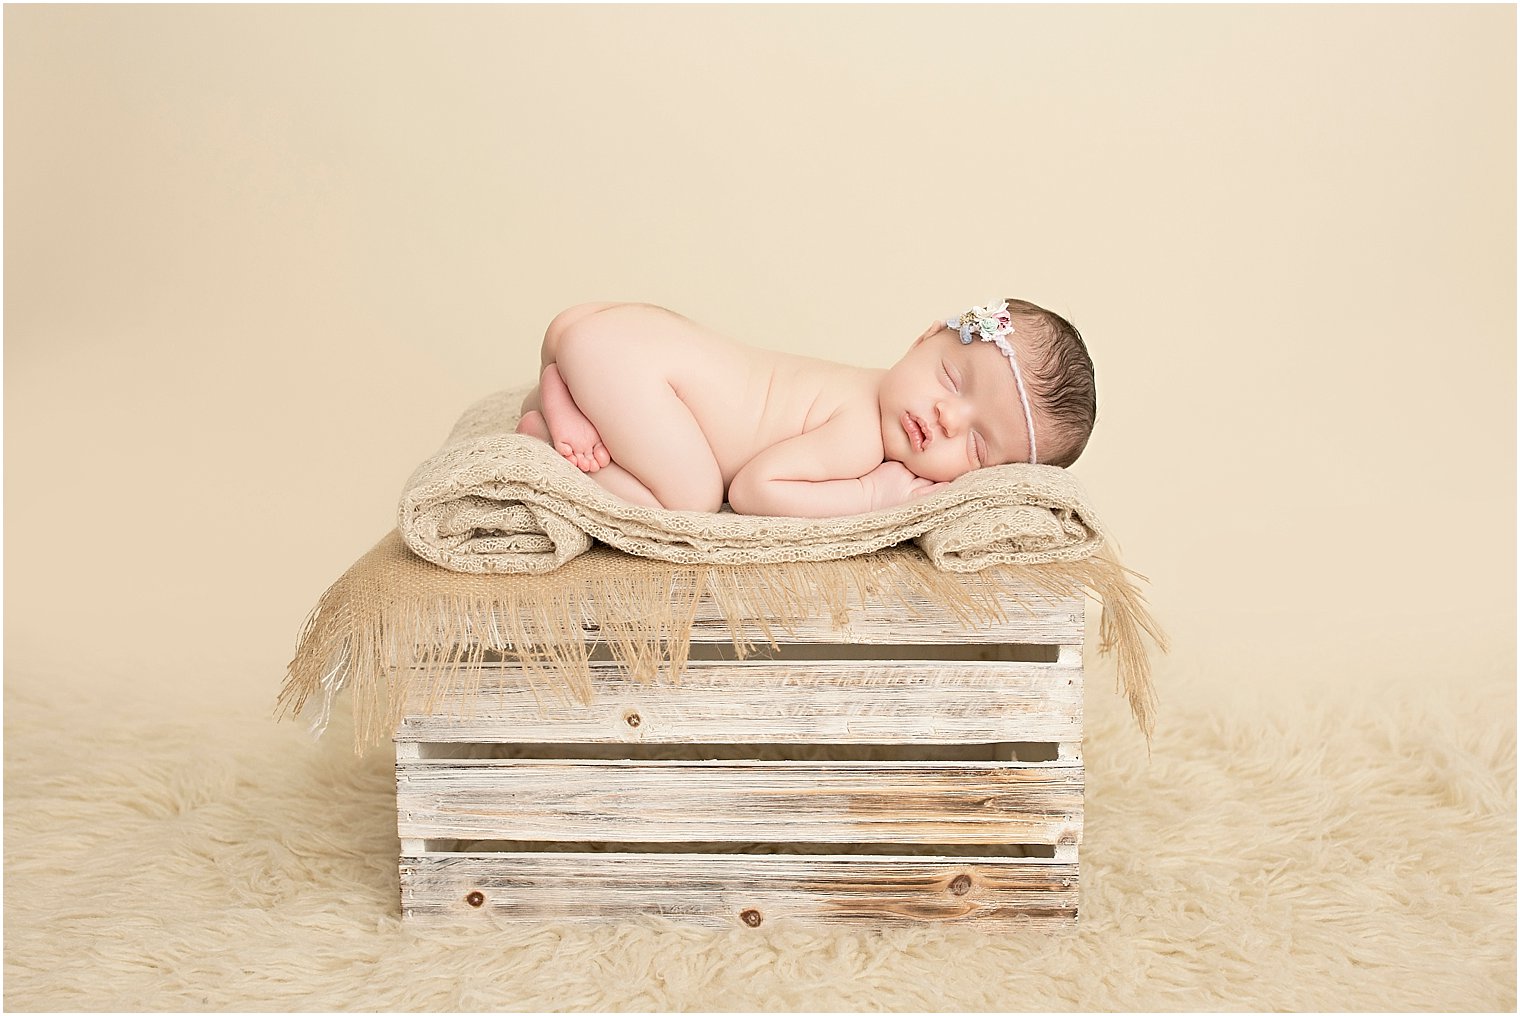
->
[1003,297,1097,468]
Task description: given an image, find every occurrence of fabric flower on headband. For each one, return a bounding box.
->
[951,302,1014,346]
[944,299,1039,465]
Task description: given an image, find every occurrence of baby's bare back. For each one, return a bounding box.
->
[560,305,882,491]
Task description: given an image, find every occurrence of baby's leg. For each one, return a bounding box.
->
[538,363,613,472]
[580,460,665,509]
[516,408,662,507]
[554,326,724,513]
[519,303,629,471]
[517,369,612,472]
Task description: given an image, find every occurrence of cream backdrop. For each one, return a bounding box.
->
[4,4,1514,1011]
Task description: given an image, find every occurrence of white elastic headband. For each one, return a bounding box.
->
[944,301,1037,465]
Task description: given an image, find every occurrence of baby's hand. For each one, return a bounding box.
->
[862,461,949,511]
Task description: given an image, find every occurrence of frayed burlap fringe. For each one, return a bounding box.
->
[276,530,1167,755]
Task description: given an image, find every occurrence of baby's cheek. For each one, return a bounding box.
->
[921,455,964,484]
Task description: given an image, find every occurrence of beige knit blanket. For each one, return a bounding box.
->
[399,388,1110,574]
[278,387,1168,752]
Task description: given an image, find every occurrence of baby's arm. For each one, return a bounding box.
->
[729,414,942,518]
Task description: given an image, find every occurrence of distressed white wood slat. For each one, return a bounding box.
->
[398,659,1083,744]
[396,759,1082,845]
[390,566,1086,927]
[434,610,1083,663]
[434,583,1082,650]
[679,590,1083,644]
[394,741,426,855]
[399,853,1079,928]
[496,590,1083,647]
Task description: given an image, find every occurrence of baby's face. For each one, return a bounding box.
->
[878,323,1038,482]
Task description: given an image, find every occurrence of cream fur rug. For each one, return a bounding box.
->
[5,659,1514,1011]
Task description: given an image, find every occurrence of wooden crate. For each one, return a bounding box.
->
[395,578,1084,929]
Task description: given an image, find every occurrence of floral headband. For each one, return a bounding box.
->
[945,301,1037,465]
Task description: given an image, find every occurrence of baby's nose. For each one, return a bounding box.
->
[935,399,969,436]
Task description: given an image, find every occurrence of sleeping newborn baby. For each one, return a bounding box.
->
[515,299,1097,517]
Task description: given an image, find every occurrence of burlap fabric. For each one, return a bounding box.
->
[277,387,1168,753]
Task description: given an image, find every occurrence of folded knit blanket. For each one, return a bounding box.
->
[278,386,1169,753]
[399,387,1110,574]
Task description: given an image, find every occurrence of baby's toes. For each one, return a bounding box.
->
[593,443,611,468]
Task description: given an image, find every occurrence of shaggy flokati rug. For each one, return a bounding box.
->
[4,658,1514,1011]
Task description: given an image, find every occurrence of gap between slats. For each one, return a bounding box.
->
[465,642,1062,663]
[408,840,1063,858]
[398,741,1066,762]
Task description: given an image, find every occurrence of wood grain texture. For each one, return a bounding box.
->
[676,589,1084,645]
[392,578,1085,926]
[398,658,1083,744]
[400,852,1079,928]
[397,759,1082,845]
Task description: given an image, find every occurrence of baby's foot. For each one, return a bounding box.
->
[515,409,551,442]
[538,363,613,473]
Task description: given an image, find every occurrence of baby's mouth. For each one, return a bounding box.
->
[903,411,931,452]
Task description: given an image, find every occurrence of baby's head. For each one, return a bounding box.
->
[878,298,1097,481]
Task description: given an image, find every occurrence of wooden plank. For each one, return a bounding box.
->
[679,590,1083,645]
[394,742,426,855]
[400,853,1078,928]
[436,583,1083,649]
[398,658,1083,744]
[396,759,1082,845]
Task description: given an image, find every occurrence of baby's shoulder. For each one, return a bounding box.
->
[814,364,884,419]
[808,367,883,452]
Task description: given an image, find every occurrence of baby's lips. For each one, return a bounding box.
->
[902,411,931,451]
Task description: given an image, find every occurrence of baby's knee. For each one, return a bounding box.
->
[657,483,724,514]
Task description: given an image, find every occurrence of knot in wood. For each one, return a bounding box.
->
[465,891,485,908]
[949,874,973,896]
[739,908,763,927]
